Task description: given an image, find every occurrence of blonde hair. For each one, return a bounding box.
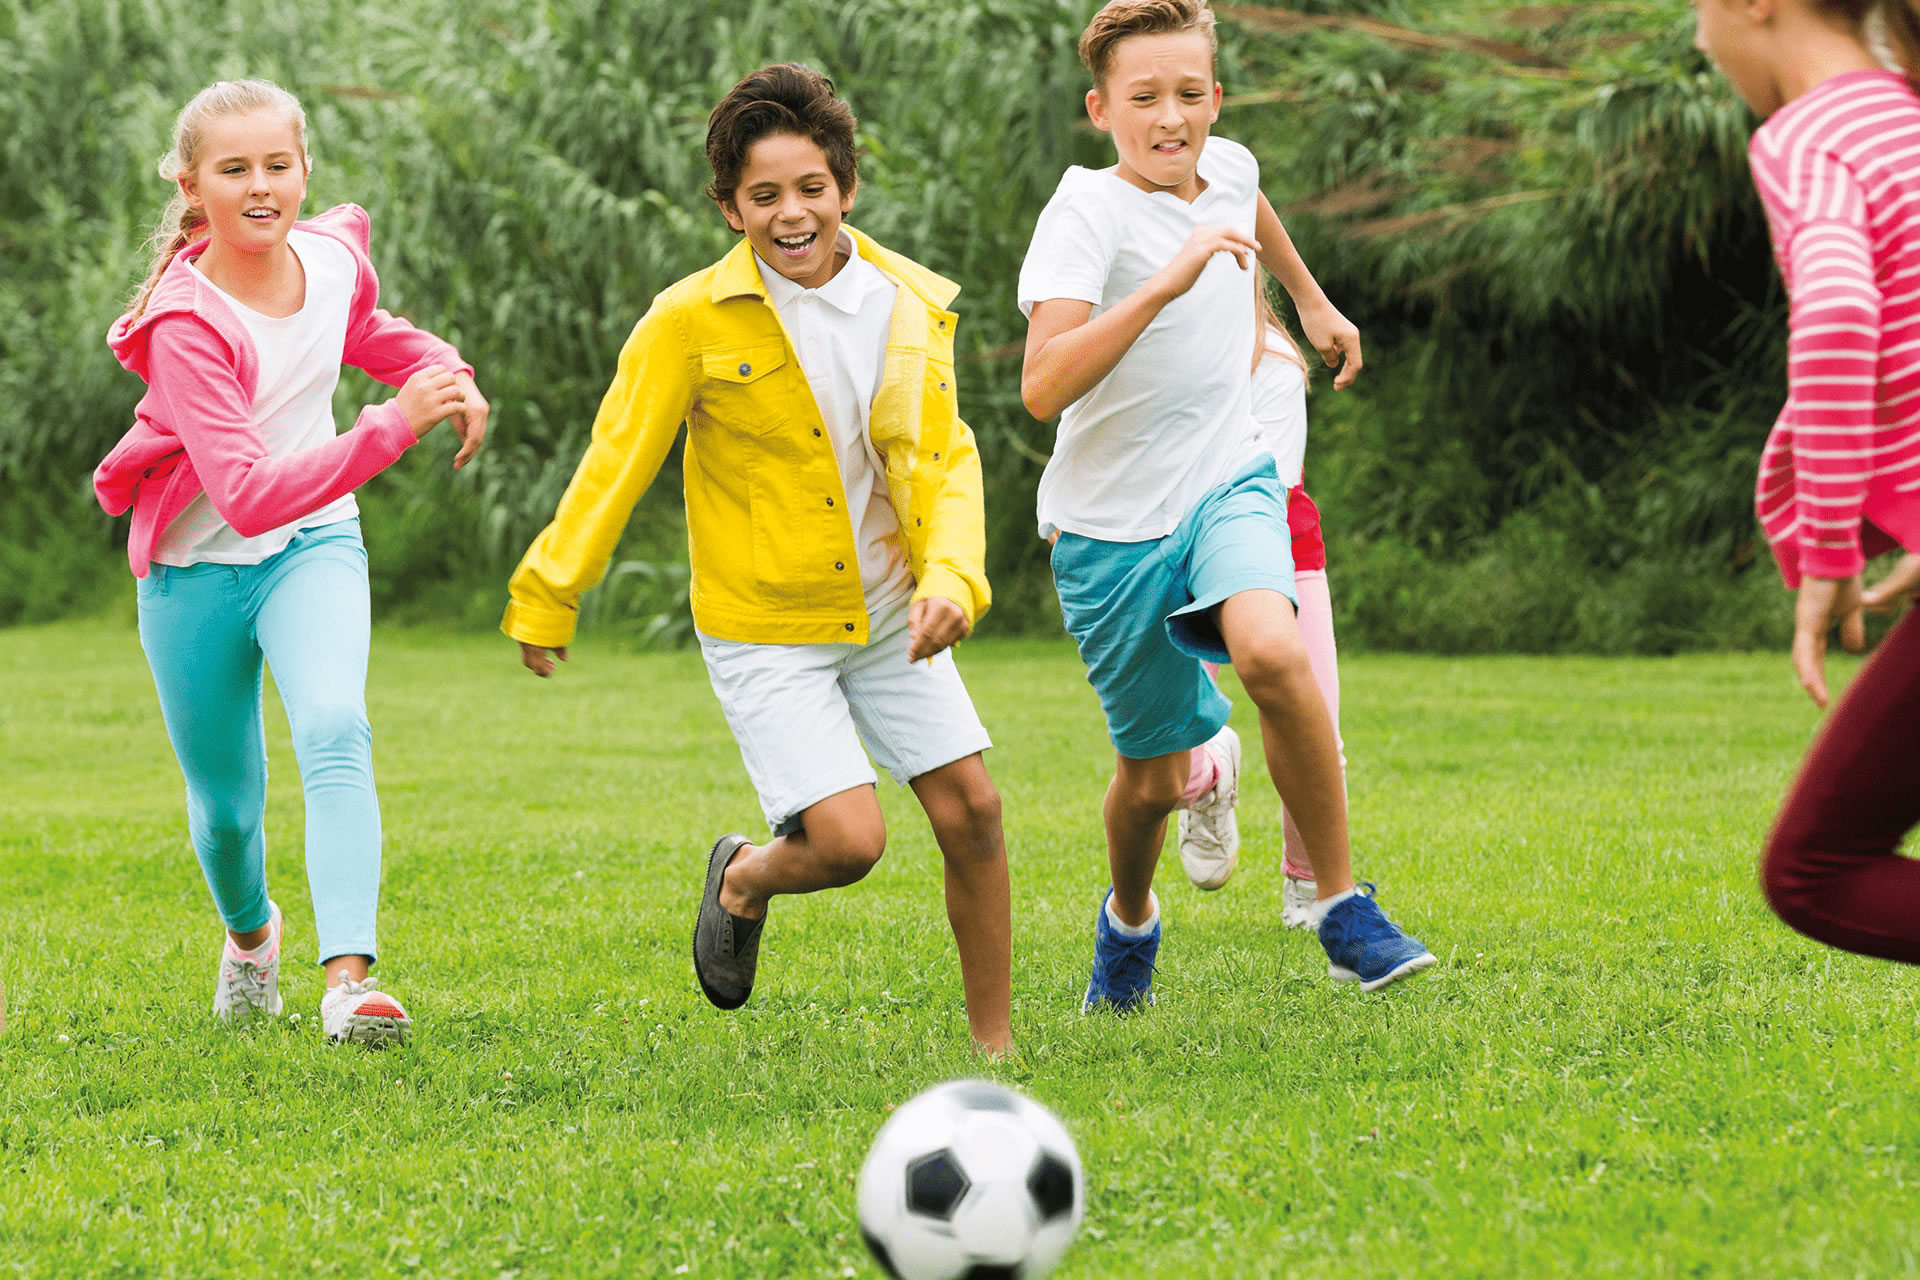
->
[1252,272,1309,384]
[1820,0,1920,83]
[126,79,308,323]
[1079,0,1217,88]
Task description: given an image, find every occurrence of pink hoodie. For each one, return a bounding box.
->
[95,203,471,577]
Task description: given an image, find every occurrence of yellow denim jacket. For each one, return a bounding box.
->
[502,229,990,649]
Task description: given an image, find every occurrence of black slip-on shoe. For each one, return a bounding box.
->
[693,833,763,1010]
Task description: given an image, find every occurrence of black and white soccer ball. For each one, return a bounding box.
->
[857,1079,1084,1280]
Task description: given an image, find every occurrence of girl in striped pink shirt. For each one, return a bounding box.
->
[1696,0,1920,962]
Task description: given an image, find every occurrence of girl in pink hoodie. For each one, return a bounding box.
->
[95,79,487,1045]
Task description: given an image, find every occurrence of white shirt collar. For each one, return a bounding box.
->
[755,228,886,316]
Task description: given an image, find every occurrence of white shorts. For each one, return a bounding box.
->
[698,593,993,836]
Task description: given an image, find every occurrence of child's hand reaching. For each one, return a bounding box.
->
[1152,226,1259,303]
[397,365,466,439]
[519,642,569,678]
[1298,299,1364,390]
[1792,574,1867,708]
[449,372,490,469]
[1862,553,1920,614]
[907,597,970,663]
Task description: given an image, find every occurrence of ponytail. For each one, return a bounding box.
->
[125,79,308,324]
[1820,0,1920,87]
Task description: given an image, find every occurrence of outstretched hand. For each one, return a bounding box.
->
[907,597,970,664]
[1791,575,1866,708]
[1862,553,1920,614]
[1298,299,1364,390]
[449,372,490,469]
[519,641,569,678]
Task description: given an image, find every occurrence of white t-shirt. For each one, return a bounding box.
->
[1017,135,1267,542]
[154,229,359,566]
[755,231,914,610]
[1250,327,1309,489]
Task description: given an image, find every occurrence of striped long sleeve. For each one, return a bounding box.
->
[1749,70,1920,588]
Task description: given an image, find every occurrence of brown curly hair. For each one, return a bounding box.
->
[705,63,858,208]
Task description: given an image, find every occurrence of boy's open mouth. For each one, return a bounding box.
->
[773,232,818,257]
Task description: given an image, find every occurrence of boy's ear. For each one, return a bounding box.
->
[840,177,857,216]
[1085,86,1113,134]
[717,196,746,233]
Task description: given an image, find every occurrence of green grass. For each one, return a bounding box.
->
[2,617,1915,1278]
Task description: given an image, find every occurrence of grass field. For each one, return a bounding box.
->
[2,616,1915,1278]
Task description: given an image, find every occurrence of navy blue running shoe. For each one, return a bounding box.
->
[1082,889,1159,1014]
[1318,884,1436,991]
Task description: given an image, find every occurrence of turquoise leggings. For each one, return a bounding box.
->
[137,519,381,964]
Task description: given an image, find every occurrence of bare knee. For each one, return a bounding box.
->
[819,823,887,884]
[1110,767,1185,823]
[1234,633,1313,709]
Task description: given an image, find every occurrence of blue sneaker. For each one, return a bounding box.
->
[1082,889,1159,1014]
[1318,885,1436,991]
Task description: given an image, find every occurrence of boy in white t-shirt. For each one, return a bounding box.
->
[1019,0,1434,1010]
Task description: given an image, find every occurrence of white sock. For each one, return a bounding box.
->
[1307,887,1358,927]
[227,932,274,960]
[1106,892,1159,937]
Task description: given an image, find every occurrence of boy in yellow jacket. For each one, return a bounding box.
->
[505,64,1011,1052]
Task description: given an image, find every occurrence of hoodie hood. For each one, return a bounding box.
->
[107,203,375,382]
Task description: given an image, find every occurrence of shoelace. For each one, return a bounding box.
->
[1100,927,1159,992]
[223,957,270,1008]
[336,974,381,1001]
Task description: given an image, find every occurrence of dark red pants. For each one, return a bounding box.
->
[1762,607,1920,963]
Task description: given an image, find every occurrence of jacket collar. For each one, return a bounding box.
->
[709,226,959,312]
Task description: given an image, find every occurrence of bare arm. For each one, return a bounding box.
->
[1255,192,1363,389]
[1021,225,1260,421]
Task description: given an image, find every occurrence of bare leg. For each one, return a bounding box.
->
[719,785,887,920]
[1216,589,1355,899]
[910,755,1012,1053]
[1105,751,1192,925]
[321,955,371,986]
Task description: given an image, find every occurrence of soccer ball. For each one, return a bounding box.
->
[857,1079,1084,1280]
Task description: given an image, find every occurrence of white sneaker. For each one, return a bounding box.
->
[213,901,283,1022]
[1177,725,1241,890]
[1281,875,1319,930]
[321,972,411,1047]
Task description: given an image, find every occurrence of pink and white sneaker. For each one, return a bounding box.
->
[321,972,411,1047]
[1178,725,1242,890]
[213,901,283,1022]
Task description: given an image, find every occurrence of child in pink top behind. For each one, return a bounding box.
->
[1695,0,1920,961]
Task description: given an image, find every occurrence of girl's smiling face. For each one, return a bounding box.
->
[1087,31,1222,201]
[180,107,309,253]
[720,132,856,290]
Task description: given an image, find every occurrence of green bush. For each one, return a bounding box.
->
[0,0,1828,652]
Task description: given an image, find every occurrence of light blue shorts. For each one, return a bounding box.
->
[1050,456,1296,759]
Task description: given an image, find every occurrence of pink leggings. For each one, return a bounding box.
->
[1192,568,1344,881]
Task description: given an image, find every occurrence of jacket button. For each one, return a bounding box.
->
[834,561,845,571]
[932,452,941,460]
[938,319,947,329]
[916,518,923,526]
[844,622,855,631]
[939,382,948,391]
[738,362,751,376]
[812,428,822,437]
[826,497,834,507]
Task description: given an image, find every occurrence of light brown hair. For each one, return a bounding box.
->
[704,63,858,208]
[127,79,308,323]
[1078,0,1218,88]
[1820,0,1920,81]
[1252,272,1309,382]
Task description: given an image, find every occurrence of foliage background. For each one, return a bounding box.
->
[0,0,1829,650]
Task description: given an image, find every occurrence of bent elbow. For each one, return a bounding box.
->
[1020,376,1057,423]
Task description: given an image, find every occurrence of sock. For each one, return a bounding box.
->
[1308,887,1358,927]
[1106,891,1160,937]
[227,930,275,960]
[1180,747,1217,808]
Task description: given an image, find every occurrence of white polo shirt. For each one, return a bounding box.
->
[155,229,360,566]
[755,231,913,609]
[1017,135,1267,542]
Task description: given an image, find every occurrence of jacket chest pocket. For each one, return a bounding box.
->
[700,345,792,433]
